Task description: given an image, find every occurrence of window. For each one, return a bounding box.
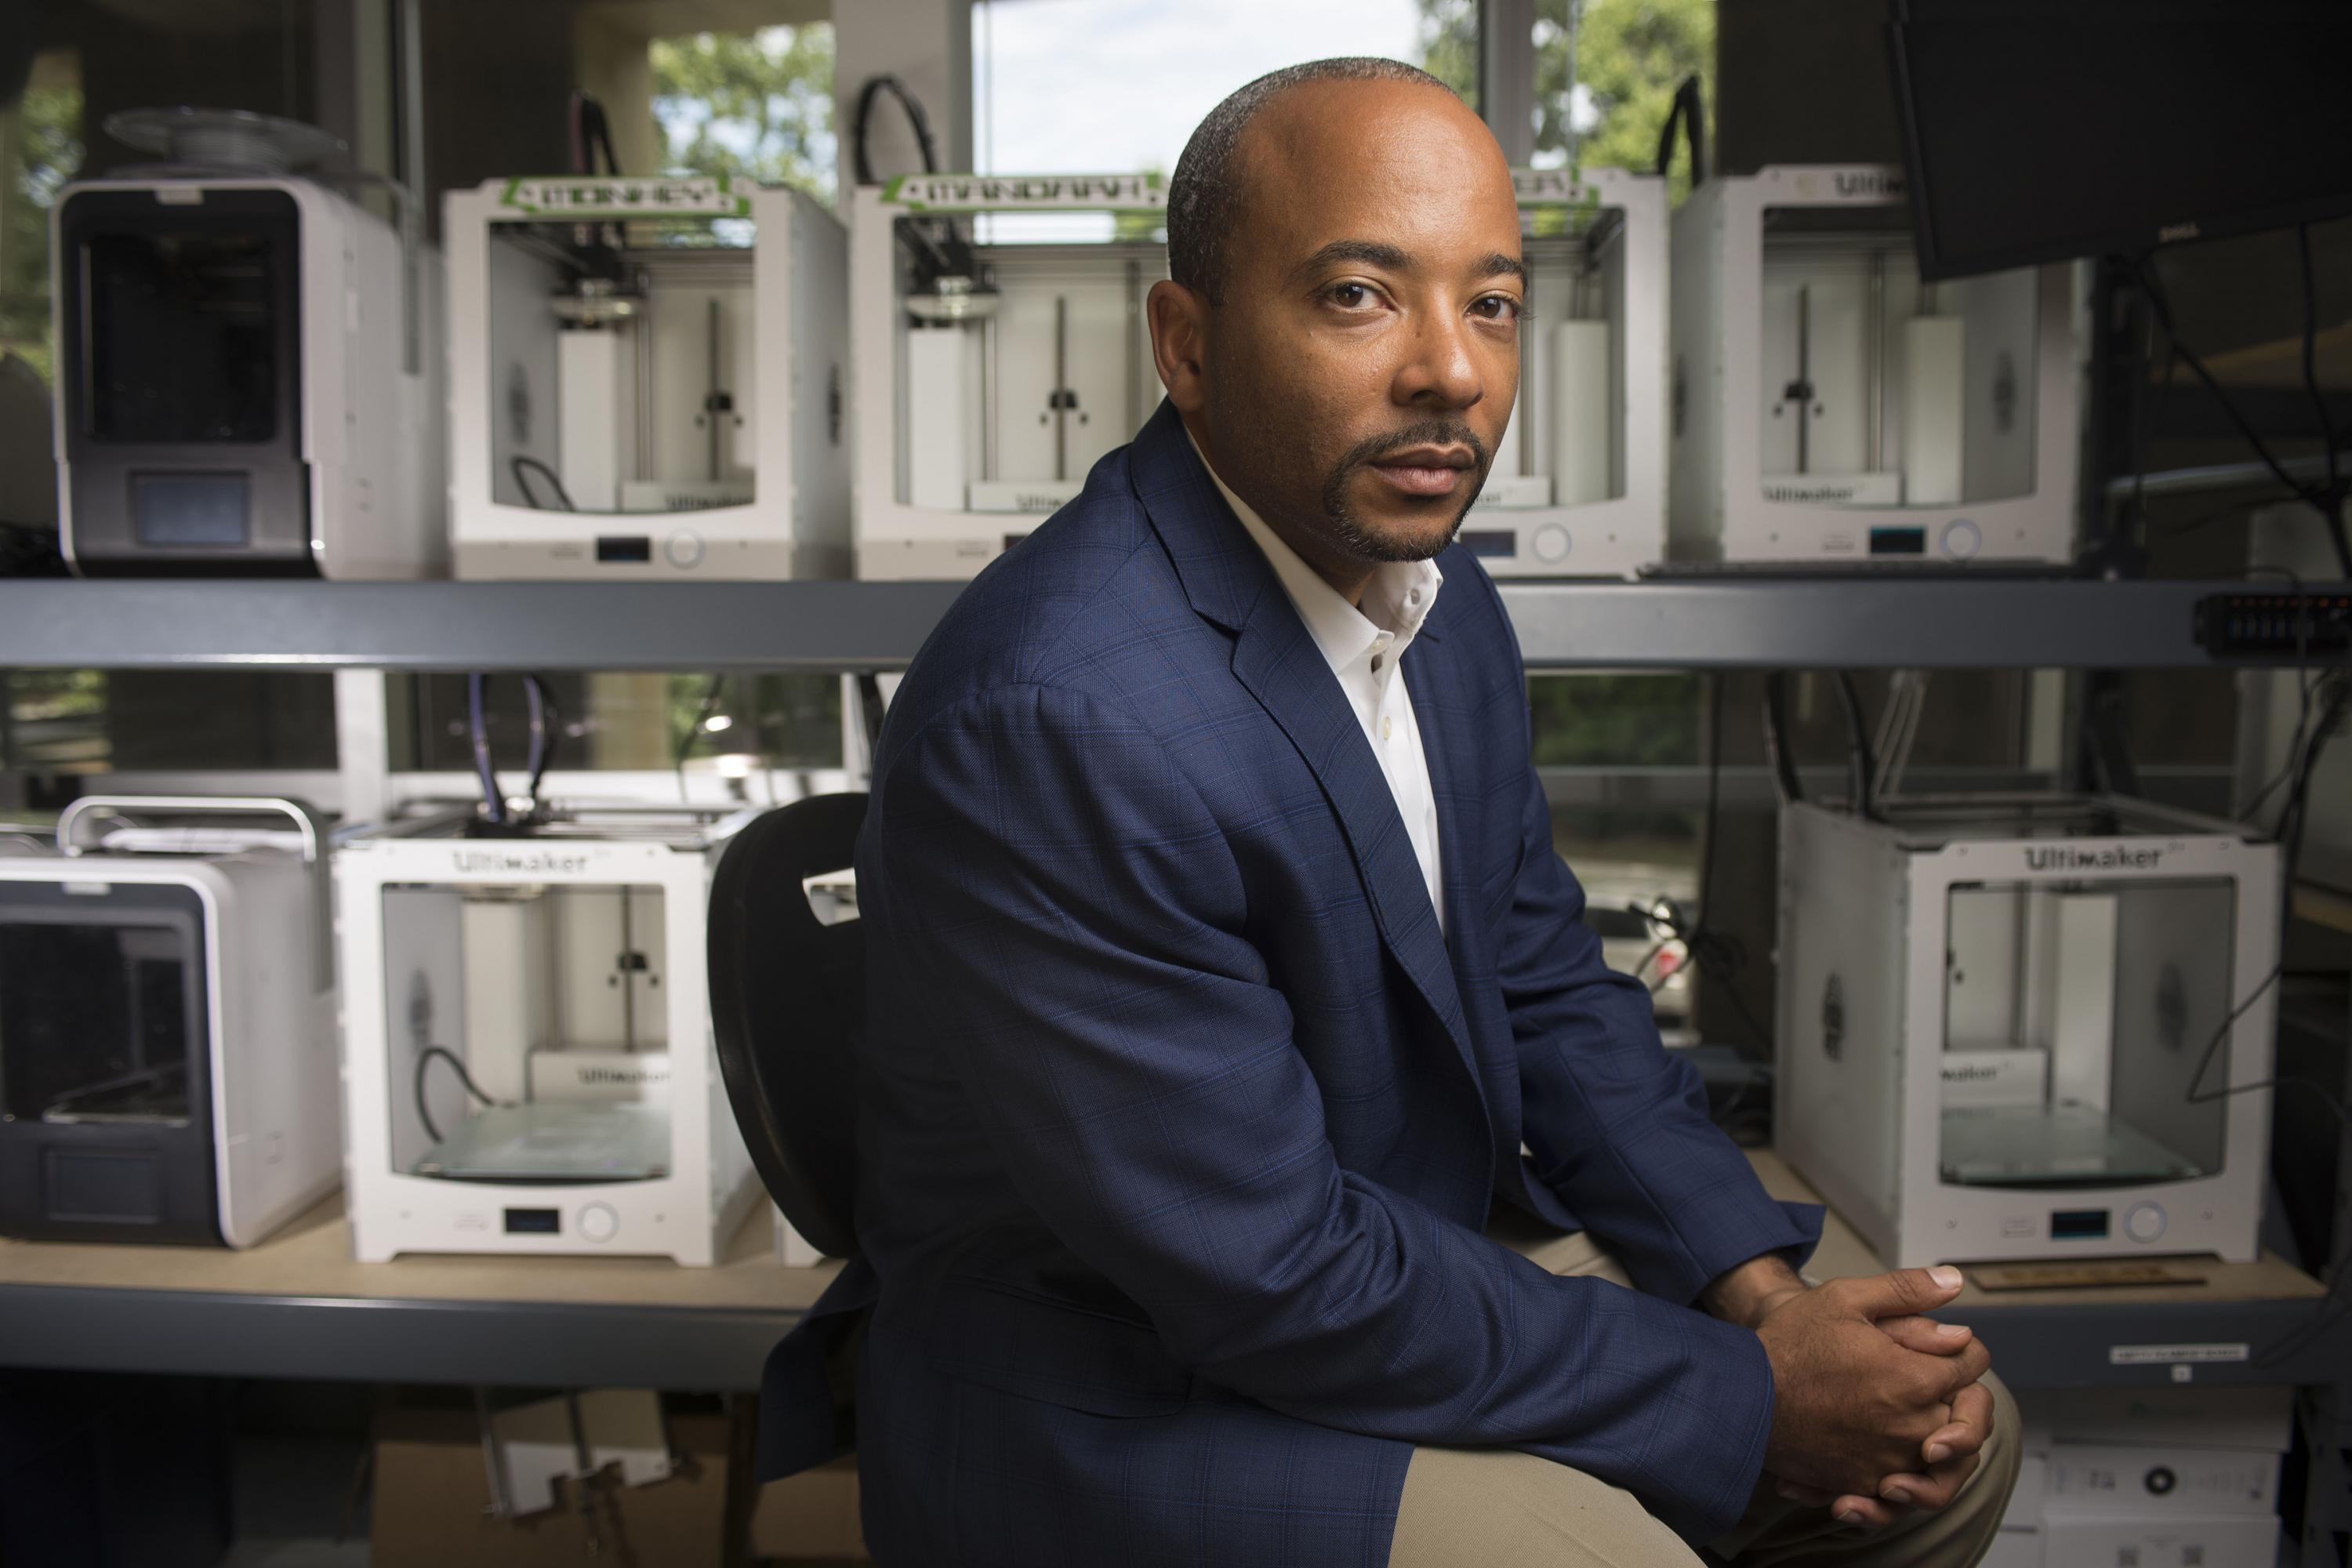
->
[972,0,1475,177]
[1528,0,1712,191]
[648,24,837,204]
[0,670,337,783]
[390,672,844,799]
[0,49,81,389]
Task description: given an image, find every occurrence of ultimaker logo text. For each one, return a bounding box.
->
[2023,846,2161,872]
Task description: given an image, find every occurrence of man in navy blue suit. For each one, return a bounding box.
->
[765,56,2018,1566]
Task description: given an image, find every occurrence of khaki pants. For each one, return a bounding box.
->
[1388,1218,2021,1568]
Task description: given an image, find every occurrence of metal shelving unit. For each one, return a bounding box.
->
[0,575,2334,671]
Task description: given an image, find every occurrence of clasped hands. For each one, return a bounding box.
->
[1704,1257,1993,1530]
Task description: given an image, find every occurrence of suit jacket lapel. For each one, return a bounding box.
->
[1129,402,1485,1105]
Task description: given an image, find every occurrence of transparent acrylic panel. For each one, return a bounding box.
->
[1500,204,1630,506]
[0,918,194,1126]
[1758,208,2042,513]
[485,216,758,518]
[892,210,1163,510]
[1939,877,2234,1189]
[381,881,671,1184]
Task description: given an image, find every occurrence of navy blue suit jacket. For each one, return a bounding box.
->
[760,401,1820,1565]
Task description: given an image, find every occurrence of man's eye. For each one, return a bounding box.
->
[1327,282,1374,309]
[1473,295,1522,324]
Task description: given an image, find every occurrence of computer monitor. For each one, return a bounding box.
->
[1887,0,2352,281]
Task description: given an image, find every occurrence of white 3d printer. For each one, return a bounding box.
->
[445,175,849,579]
[334,803,760,1264]
[1776,795,2279,1267]
[852,172,1167,580]
[53,108,444,579]
[1668,165,2080,568]
[1460,167,1668,579]
[0,797,340,1246]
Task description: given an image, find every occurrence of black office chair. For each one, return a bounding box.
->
[707,792,869,1261]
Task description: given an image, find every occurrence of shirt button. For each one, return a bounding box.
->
[1381,715,1393,741]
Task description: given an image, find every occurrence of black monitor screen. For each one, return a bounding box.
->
[1889,2,2352,280]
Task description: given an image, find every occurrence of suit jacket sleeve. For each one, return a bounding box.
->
[868,680,1786,1540]
[1498,740,1824,1304]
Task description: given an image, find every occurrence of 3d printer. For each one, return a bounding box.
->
[1668,165,2080,568]
[444,175,849,579]
[851,172,1167,580]
[0,797,340,1246]
[335,801,760,1265]
[53,108,445,578]
[1775,795,2279,1267]
[1458,167,1668,579]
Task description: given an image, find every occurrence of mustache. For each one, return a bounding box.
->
[1332,420,1490,475]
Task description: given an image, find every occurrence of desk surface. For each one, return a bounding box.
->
[0,1156,2338,1392]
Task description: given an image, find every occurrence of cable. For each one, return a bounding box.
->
[1653,74,1706,187]
[510,455,575,513]
[851,74,939,187]
[2136,256,2352,576]
[675,674,728,802]
[414,1044,501,1148]
[2294,223,2350,575]
[522,675,558,818]
[466,673,503,824]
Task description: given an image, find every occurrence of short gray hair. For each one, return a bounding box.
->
[1167,57,1458,305]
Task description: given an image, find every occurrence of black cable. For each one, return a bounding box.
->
[511,455,575,513]
[466,673,503,824]
[1762,673,1802,805]
[1653,74,1706,186]
[851,74,939,187]
[414,1044,499,1148]
[1831,672,1877,820]
[675,673,728,801]
[2136,256,2352,577]
[522,674,558,817]
[2295,223,2350,575]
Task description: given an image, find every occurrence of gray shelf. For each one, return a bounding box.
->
[0,1265,2341,1395]
[0,576,2328,672]
[0,1284,796,1392]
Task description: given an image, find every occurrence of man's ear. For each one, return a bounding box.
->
[1147,278,1211,414]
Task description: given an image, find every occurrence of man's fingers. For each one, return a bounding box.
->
[1925,1382,1997,1464]
[1881,1451,1980,1513]
[1935,1338,1994,1399]
[1878,1314,1974,1356]
[1833,1265,1966,1320]
[1828,1494,1907,1530]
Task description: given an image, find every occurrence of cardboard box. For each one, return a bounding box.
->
[750,1454,869,1560]
[2042,1512,2278,1568]
[1940,1048,2050,1110]
[372,1408,731,1568]
[2046,1444,2279,1518]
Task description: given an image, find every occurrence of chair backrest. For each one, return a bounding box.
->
[706,792,868,1261]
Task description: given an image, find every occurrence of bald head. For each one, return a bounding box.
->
[1167,57,1468,306]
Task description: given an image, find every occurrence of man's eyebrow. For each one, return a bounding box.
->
[1290,238,1412,283]
[1476,251,1528,285]
[1290,239,1528,286]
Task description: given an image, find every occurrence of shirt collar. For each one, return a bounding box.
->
[1189,433,1442,679]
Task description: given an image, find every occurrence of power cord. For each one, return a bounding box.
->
[510,455,576,513]
[414,1044,506,1147]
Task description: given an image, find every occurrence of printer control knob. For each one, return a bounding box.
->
[2124,1203,2167,1243]
[578,1203,619,1243]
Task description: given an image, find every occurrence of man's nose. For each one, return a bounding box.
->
[1392,304,1486,412]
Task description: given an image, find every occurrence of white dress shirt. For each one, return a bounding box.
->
[1194,445,1446,935]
